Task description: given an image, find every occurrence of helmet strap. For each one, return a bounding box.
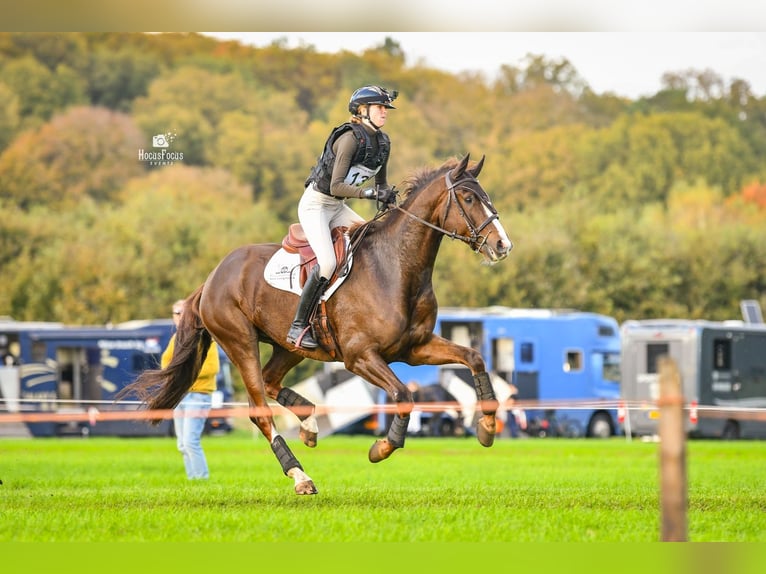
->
[360,106,382,131]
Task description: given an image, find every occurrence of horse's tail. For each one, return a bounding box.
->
[117,284,213,423]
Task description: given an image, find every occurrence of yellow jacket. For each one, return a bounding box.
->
[161,335,220,394]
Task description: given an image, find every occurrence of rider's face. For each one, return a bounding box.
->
[366,104,388,126]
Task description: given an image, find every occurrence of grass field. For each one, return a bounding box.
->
[1,432,764,543]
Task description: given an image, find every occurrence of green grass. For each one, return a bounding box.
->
[1,432,764,542]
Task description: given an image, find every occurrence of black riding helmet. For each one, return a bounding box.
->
[348,85,398,115]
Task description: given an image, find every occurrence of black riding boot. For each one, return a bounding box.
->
[286,267,329,349]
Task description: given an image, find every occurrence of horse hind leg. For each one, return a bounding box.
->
[261,346,318,448]
[248,397,317,495]
[199,261,316,495]
[271,433,318,495]
[474,372,499,447]
[246,387,317,494]
[214,332,317,494]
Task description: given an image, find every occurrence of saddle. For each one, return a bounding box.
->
[281,224,349,288]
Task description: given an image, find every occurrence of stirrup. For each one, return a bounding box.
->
[287,325,318,349]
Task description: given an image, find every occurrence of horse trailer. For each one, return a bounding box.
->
[620,319,766,439]
[362,307,620,438]
[0,319,235,438]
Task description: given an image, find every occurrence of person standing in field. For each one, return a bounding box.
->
[163,299,220,479]
[505,383,526,438]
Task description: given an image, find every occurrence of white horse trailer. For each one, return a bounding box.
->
[621,319,766,439]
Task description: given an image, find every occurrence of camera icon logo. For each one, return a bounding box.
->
[152,134,169,148]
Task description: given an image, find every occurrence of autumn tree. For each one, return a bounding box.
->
[0,56,87,129]
[0,106,145,209]
[0,82,20,151]
[0,33,765,325]
[86,46,164,111]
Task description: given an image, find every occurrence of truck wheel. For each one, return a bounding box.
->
[587,413,612,438]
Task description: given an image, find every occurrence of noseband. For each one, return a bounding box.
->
[392,171,499,252]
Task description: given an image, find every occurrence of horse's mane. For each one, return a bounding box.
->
[399,157,460,204]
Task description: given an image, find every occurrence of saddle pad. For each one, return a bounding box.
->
[263,248,351,298]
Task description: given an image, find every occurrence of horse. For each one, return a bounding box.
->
[123,153,513,495]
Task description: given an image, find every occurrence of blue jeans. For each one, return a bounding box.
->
[173,392,212,479]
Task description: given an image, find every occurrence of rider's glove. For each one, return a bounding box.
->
[362,185,396,204]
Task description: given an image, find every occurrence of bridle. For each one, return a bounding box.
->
[389,171,499,253]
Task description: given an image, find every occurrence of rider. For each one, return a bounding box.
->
[286,85,399,349]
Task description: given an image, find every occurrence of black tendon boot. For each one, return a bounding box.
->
[286,266,329,349]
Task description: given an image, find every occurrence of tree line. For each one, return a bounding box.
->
[1,32,765,328]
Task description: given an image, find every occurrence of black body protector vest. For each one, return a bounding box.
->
[305,123,391,196]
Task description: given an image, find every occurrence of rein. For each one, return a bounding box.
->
[391,171,499,252]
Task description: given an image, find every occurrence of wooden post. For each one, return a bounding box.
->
[658,356,688,542]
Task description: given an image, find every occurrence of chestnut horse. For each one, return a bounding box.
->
[123,154,512,495]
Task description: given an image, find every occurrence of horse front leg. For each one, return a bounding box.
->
[369,410,410,463]
[345,352,412,463]
[406,335,499,447]
[473,371,499,447]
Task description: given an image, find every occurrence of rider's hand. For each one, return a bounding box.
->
[363,185,396,204]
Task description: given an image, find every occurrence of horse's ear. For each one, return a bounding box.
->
[468,155,485,178]
[451,153,470,180]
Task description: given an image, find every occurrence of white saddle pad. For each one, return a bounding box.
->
[263,247,351,299]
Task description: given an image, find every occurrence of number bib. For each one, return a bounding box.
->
[345,163,381,187]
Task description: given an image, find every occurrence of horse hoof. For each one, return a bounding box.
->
[477,415,496,447]
[295,480,318,495]
[368,438,396,463]
[300,428,318,448]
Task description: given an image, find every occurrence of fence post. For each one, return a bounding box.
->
[658,356,688,542]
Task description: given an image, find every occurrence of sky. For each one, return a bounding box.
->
[205,32,766,100]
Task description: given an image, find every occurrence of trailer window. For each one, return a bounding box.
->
[441,321,482,352]
[646,343,669,373]
[602,352,621,383]
[520,342,534,364]
[564,350,582,372]
[712,339,731,371]
[598,324,616,337]
[493,338,515,372]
